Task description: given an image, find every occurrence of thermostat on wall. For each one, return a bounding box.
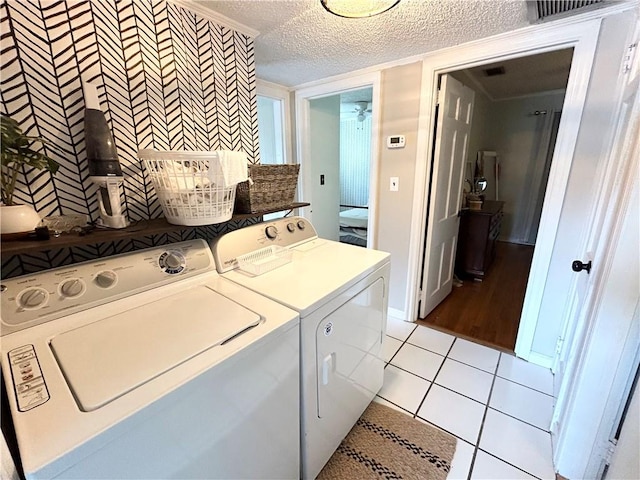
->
[387,135,405,149]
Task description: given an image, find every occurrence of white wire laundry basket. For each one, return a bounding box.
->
[138,149,236,226]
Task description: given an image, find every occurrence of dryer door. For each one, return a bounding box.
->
[316,277,385,421]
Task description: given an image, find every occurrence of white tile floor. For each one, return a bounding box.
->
[376,317,557,480]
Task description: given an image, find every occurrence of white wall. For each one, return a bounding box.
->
[449,71,567,245]
[465,87,494,187]
[531,10,636,358]
[309,96,341,241]
[340,116,371,207]
[376,62,422,315]
[488,91,566,243]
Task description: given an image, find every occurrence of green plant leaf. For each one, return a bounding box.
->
[1,114,60,206]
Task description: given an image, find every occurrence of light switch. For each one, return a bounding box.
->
[390,177,399,192]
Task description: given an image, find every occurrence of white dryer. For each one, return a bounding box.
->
[212,216,390,479]
[1,239,300,479]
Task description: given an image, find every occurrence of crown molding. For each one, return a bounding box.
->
[168,0,260,38]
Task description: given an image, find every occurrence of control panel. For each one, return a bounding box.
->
[212,216,318,273]
[0,239,214,336]
[8,345,49,411]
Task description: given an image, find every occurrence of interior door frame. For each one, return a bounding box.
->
[409,19,601,364]
[257,80,294,166]
[552,13,640,474]
[295,72,382,248]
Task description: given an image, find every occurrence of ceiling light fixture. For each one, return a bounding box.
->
[321,0,400,18]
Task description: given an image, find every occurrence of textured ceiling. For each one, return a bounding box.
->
[197,0,531,87]
[461,48,573,100]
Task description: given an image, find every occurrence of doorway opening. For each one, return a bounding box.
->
[418,48,573,351]
[297,76,380,247]
[307,88,373,244]
[338,88,373,248]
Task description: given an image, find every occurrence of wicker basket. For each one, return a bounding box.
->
[235,164,300,214]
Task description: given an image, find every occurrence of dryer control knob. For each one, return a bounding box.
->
[95,270,118,289]
[159,251,186,274]
[286,222,296,232]
[17,287,49,310]
[265,226,278,239]
[59,278,86,298]
[297,220,306,230]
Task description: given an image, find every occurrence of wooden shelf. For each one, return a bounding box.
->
[1,203,310,256]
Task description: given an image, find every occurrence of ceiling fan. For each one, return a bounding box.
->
[353,101,372,122]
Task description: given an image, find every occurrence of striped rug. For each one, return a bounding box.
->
[317,401,456,480]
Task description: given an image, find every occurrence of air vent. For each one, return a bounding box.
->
[534,0,603,20]
[483,67,505,77]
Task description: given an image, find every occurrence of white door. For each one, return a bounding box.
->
[552,20,640,477]
[552,19,640,407]
[419,74,475,317]
[606,379,640,480]
[554,167,639,478]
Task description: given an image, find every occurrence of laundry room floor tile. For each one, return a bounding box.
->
[471,450,537,479]
[479,408,555,479]
[448,338,500,373]
[406,325,455,355]
[434,358,494,404]
[497,353,554,395]
[417,384,485,444]
[490,376,554,430]
[390,343,444,381]
[378,364,430,412]
[378,325,556,480]
[382,335,403,362]
[447,438,475,480]
[386,317,417,341]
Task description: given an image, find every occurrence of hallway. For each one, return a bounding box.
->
[420,242,534,351]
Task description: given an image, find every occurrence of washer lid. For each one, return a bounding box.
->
[50,286,260,412]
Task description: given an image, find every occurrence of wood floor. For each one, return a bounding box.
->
[418,241,534,352]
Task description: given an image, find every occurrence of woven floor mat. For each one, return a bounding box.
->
[317,401,457,480]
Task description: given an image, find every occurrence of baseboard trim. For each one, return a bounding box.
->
[388,307,408,321]
[526,351,554,369]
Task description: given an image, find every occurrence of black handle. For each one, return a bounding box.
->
[572,260,592,274]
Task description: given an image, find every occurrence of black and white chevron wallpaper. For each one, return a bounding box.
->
[1,0,260,278]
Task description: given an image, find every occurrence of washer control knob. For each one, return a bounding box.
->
[297,220,306,230]
[265,226,278,239]
[286,222,296,233]
[159,251,186,274]
[95,270,118,289]
[17,288,49,310]
[59,278,85,298]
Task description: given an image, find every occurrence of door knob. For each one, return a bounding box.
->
[572,260,592,274]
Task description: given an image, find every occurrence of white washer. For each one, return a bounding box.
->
[212,217,390,479]
[0,239,300,480]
